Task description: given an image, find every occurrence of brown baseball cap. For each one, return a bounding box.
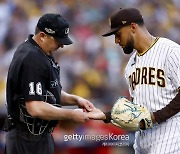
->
[102,8,143,37]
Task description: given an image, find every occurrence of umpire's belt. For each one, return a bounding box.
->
[16,128,51,140]
[19,130,50,140]
[15,125,52,140]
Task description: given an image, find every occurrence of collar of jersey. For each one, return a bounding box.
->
[137,37,160,56]
[28,34,42,49]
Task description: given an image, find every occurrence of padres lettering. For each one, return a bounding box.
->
[129,67,165,90]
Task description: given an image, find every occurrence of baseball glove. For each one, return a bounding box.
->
[111,97,153,131]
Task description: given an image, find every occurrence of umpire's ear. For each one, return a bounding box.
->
[39,32,47,42]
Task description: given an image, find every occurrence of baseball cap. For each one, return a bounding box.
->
[37,13,73,45]
[102,8,143,37]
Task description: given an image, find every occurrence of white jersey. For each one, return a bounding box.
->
[124,37,180,154]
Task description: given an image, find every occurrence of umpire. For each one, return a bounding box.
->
[4,13,94,154]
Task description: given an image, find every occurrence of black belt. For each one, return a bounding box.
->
[15,128,51,140]
[4,117,54,140]
[15,123,53,140]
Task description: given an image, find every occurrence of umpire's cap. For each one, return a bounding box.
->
[37,13,73,45]
[102,8,143,37]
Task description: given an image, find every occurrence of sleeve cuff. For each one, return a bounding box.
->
[103,111,112,123]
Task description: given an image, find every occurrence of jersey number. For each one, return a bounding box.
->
[29,82,42,95]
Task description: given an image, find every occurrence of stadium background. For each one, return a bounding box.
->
[0,0,180,153]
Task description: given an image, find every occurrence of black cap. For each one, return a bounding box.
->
[102,8,143,37]
[37,13,73,45]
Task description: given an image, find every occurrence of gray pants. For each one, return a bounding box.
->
[5,129,54,154]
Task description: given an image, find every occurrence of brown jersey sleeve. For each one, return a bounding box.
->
[103,111,112,123]
[153,91,180,124]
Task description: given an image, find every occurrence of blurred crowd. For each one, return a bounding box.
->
[0,0,180,153]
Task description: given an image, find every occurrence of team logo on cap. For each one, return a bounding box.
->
[64,28,69,34]
[45,28,55,34]
[108,18,111,26]
[122,21,127,24]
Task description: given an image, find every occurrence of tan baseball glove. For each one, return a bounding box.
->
[111,97,153,131]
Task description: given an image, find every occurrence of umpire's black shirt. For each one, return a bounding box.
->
[6,35,62,122]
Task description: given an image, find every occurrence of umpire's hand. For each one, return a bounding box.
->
[72,109,89,123]
[77,97,95,112]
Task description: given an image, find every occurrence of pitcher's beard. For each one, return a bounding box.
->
[123,37,134,54]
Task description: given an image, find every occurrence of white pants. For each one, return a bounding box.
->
[134,117,180,154]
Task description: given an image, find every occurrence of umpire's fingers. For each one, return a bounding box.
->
[84,101,95,111]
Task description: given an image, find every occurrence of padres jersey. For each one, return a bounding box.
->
[125,37,180,154]
[125,37,180,114]
[6,35,62,122]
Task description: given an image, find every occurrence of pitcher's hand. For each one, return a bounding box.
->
[86,108,106,120]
